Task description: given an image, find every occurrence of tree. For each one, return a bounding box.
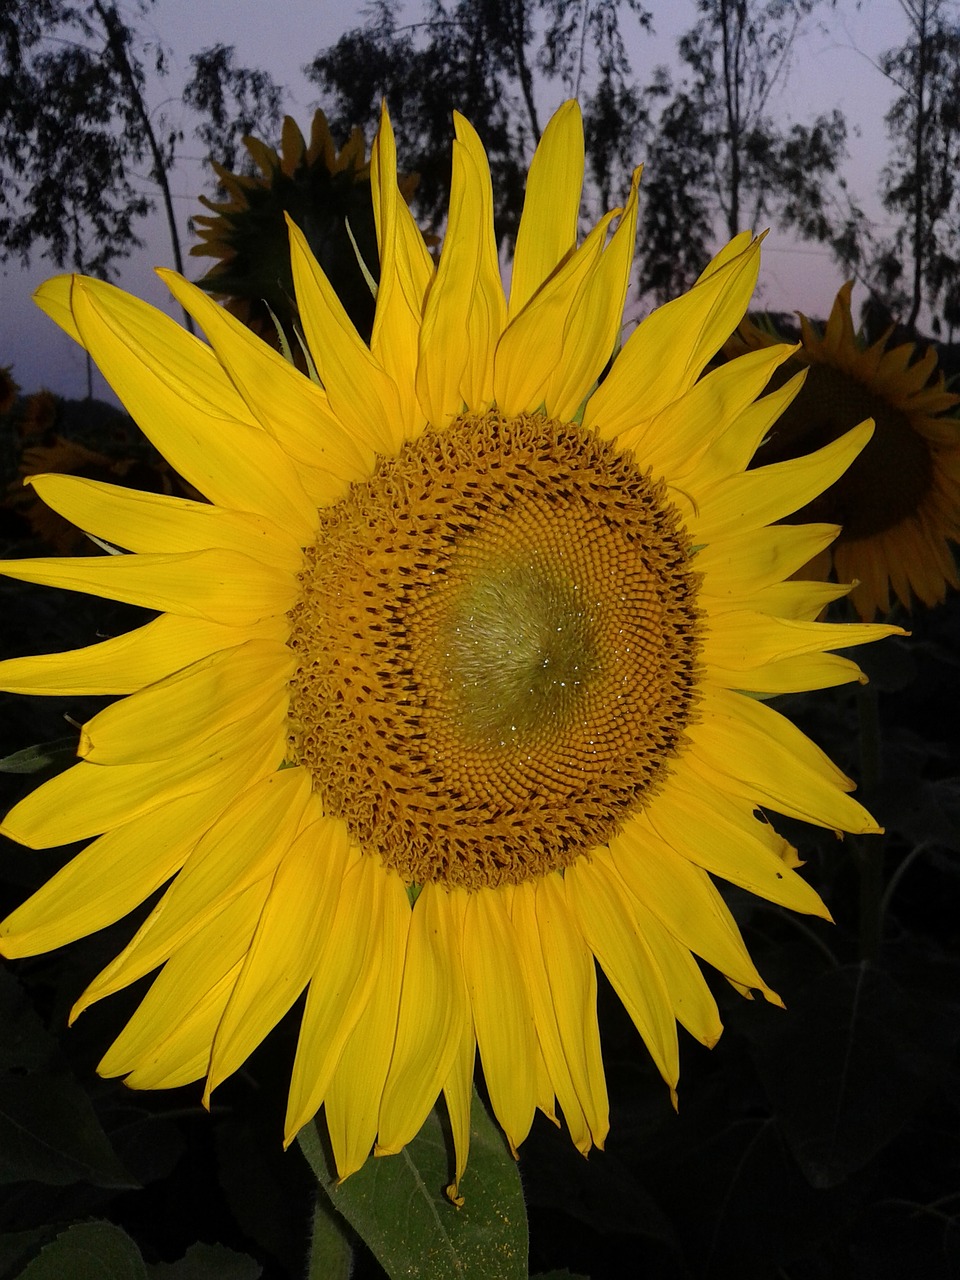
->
[305,0,650,250]
[633,0,855,299]
[0,0,162,278]
[623,69,713,305]
[878,0,960,333]
[184,43,284,184]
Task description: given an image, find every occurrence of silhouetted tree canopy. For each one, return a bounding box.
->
[305,0,651,249]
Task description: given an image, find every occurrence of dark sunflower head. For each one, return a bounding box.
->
[730,282,960,618]
[191,110,420,348]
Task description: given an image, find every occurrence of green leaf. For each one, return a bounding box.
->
[307,1198,352,1280]
[0,968,58,1075]
[749,962,960,1187]
[0,1228,52,1277]
[0,970,136,1190]
[0,1073,137,1189]
[299,1090,528,1280]
[0,737,77,774]
[146,1242,262,1279]
[14,1223,147,1280]
[214,1112,312,1275]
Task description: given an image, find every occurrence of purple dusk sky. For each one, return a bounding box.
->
[1,0,906,404]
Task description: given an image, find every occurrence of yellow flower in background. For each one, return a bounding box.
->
[192,109,418,347]
[0,104,898,1197]
[729,282,960,620]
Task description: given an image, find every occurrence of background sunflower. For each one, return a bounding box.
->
[192,109,420,348]
[728,282,960,619]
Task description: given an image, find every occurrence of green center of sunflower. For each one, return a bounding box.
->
[286,411,702,890]
[756,362,934,539]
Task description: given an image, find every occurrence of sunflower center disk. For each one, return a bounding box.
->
[287,411,702,889]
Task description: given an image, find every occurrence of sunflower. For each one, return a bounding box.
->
[192,109,418,347]
[728,282,960,619]
[0,103,897,1198]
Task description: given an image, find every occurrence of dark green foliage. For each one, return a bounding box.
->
[301,1094,528,1279]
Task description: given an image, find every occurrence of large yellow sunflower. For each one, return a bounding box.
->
[0,104,897,1198]
[729,282,960,619]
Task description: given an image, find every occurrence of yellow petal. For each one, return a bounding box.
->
[0,782,240,958]
[626,895,722,1047]
[510,882,590,1153]
[641,773,830,918]
[441,1015,478,1203]
[206,817,356,1100]
[369,104,430,441]
[462,888,536,1154]
[288,217,404,455]
[159,269,375,490]
[605,830,780,1001]
[513,876,608,1153]
[620,343,799,482]
[284,853,388,1140]
[32,275,81,342]
[78,640,292,765]
[415,124,501,423]
[0,547,298,626]
[696,522,839,601]
[690,369,807,481]
[585,237,761,439]
[544,165,642,422]
[72,768,312,1015]
[33,275,317,540]
[376,883,468,1154]
[566,854,679,1094]
[2,705,285,850]
[687,686,881,832]
[494,209,616,414]
[454,114,508,410]
[509,101,584,320]
[28,473,302,573]
[688,421,874,543]
[716,649,865,693]
[122,965,239,1090]
[323,867,410,1177]
[701,610,899,677]
[99,885,267,1080]
[537,873,608,1147]
[0,612,285,697]
[697,230,755,278]
[737,578,851,621]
